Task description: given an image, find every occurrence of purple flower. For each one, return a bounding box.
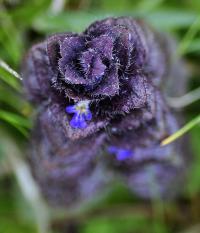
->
[66,101,92,129]
[22,17,188,207]
[108,146,133,161]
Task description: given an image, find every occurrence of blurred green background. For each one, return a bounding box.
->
[0,0,200,232]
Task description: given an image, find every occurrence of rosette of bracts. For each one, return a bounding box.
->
[23,17,188,208]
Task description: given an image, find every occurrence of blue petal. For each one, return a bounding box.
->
[70,114,87,129]
[107,146,118,154]
[66,105,76,114]
[84,110,92,121]
[117,149,133,161]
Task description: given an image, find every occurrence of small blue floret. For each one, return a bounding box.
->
[66,101,92,129]
[108,146,133,161]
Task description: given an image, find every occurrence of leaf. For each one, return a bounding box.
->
[0,110,31,136]
[185,39,200,53]
[9,0,51,28]
[33,11,108,33]
[145,10,197,30]
[0,110,31,128]
[100,0,133,12]
[33,10,198,34]
[137,0,164,12]
[82,214,168,233]
[0,86,28,112]
[0,143,4,162]
[0,12,24,65]
[178,15,200,55]
[0,131,50,233]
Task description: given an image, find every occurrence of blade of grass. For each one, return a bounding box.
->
[0,131,51,233]
[178,15,200,55]
[0,86,27,112]
[0,59,22,81]
[167,86,200,108]
[0,59,22,92]
[161,115,200,146]
[186,39,200,53]
[33,10,197,33]
[0,110,31,128]
[0,10,23,65]
[137,0,164,12]
[8,124,29,137]
[10,0,51,27]
[0,110,31,136]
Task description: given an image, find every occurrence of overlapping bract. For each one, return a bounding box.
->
[23,17,187,208]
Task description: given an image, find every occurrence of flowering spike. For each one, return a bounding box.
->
[22,17,187,207]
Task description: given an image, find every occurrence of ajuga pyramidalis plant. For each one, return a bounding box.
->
[23,17,188,208]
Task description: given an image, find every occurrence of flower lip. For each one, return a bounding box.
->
[66,101,92,129]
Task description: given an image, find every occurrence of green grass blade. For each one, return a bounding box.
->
[0,86,27,112]
[0,59,22,91]
[0,110,31,129]
[0,10,24,65]
[33,10,197,34]
[167,86,200,108]
[178,15,200,55]
[161,115,200,146]
[0,59,22,81]
[0,110,31,136]
[186,39,200,53]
